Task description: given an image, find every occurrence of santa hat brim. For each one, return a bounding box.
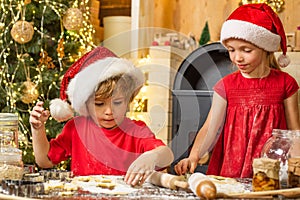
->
[221,20,281,52]
[67,57,144,116]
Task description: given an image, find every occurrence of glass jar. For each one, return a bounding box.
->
[0,113,23,181]
[252,157,280,191]
[260,129,292,186]
[0,113,19,147]
[287,130,300,188]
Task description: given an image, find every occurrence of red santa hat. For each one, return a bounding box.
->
[50,46,144,122]
[220,3,290,67]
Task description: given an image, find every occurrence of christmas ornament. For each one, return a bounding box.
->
[57,38,65,58]
[38,51,56,69]
[63,8,83,31]
[10,20,34,44]
[24,0,31,5]
[20,80,39,104]
[0,22,4,30]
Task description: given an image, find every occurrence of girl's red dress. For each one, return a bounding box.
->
[206,69,299,178]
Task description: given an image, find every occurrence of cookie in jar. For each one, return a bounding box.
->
[252,158,280,191]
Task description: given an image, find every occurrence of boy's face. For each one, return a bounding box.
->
[87,93,128,129]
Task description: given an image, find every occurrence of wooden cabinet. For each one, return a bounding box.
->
[99,0,131,26]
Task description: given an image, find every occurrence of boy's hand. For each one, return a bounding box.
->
[124,153,156,186]
[29,101,50,129]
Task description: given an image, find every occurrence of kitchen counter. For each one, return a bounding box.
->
[0,182,198,200]
[1,172,300,200]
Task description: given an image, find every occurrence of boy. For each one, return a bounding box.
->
[30,47,174,186]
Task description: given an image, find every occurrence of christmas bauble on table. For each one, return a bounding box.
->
[63,8,83,31]
[10,20,34,44]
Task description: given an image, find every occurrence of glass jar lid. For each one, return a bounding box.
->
[0,113,18,129]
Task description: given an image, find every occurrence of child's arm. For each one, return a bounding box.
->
[29,101,54,168]
[284,92,300,130]
[124,145,174,186]
[174,92,227,175]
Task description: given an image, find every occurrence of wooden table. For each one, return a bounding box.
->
[1,176,300,199]
[0,179,198,200]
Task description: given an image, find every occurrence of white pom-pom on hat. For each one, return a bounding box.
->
[49,99,74,122]
[277,54,290,68]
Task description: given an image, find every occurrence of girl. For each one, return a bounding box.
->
[29,47,174,186]
[174,3,300,178]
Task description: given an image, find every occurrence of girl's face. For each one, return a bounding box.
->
[224,39,269,78]
[87,93,128,129]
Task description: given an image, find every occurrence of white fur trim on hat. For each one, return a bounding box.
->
[49,98,74,122]
[221,20,281,52]
[67,57,144,116]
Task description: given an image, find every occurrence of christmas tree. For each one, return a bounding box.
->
[199,21,211,46]
[0,0,95,168]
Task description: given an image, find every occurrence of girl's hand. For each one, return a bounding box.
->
[174,157,198,175]
[29,101,50,130]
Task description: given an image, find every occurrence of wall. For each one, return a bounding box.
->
[278,52,300,112]
[90,1,300,47]
[153,0,300,43]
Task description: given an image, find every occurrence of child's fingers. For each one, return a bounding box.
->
[36,101,44,106]
[139,171,151,185]
[174,159,190,175]
[29,117,43,129]
[42,109,50,117]
[30,110,41,119]
[125,171,143,186]
[29,101,49,129]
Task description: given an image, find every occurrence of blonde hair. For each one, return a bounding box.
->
[268,52,281,70]
[95,74,139,103]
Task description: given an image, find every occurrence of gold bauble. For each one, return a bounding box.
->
[20,81,39,104]
[63,8,83,31]
[24,0,31,5]
[0,22,4,30]
[10,20,34,44]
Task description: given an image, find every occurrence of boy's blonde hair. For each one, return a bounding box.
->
[95,74,139,103]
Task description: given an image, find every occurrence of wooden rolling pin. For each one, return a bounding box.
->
[146,171,189,190]
[188,173,217,199]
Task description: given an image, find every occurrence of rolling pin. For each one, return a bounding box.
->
[188,173,217,199]
[146,171,189,190]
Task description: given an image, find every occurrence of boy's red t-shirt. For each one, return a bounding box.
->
[48,117,165,176]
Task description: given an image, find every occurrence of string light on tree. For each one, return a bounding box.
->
[239,0,285,13]
[0,0,95,168]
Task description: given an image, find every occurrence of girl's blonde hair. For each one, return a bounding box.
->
[94,74,139,103]
[268,52,281,70]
